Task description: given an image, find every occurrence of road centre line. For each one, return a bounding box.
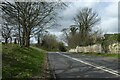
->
[58,53,120,76]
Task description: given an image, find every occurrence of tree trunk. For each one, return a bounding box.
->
[18,26,22,46]
[37,34,40,45]
[25,36,30,47]
[5,38,8,44]
[18,9,22,46]
[22,30,25,47]
[38,37,40,45]
[14,38,17,44]
[25,30,30,47]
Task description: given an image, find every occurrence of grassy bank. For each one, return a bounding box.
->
[2,44,47,79]
[78,52,120,58]
[0,43,2,79]
[0,43,2,52]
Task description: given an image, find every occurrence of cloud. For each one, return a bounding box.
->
[49,1,119,40]
[101,18,118,33]
[60,0,116,2]
[50,31,62,35]
[49,31,63,40]
[56,1,100,30]
[100,2,118,34]
[103,2,118,18]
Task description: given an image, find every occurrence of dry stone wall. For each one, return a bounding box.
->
[69,44,102,53]
[69,43,120,54]
[108,42,120,54]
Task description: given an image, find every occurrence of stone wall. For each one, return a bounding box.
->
[108,42,120,54]
[69,44,102,53]
[69,42,120,54]
[69,49,77,52]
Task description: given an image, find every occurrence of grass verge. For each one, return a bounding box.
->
[2,44,47,79]
[78,52,120,58]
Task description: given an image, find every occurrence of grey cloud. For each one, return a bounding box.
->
[50,1,118,36]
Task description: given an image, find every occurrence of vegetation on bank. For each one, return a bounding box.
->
[2,44,46,78]
[0,43,2,54]
[77,52,120,58]
[101,33,120,53]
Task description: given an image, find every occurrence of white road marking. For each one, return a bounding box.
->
[57,53,120,76]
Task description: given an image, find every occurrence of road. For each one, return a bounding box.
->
[48,52,119,79]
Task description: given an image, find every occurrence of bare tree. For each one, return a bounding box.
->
[69,25,78,36]
[2,23,12,44]
[1,1,67,47]
[61,25,79,48]
[68,25,79,48]
[74,7,101,46]
[61,28,69,44]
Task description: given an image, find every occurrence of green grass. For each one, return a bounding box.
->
[39,47,60,52]
[78,52,120,58]
[0,43,2,54]
[2,44,46,78]
[0,43,2,79]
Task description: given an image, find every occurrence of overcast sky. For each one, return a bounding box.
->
[3,0,119,43]
[48,0,119,41]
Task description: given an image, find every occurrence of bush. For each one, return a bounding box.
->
[58,42,67,52]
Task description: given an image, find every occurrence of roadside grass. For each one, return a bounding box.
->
[0,43,2,54]
[2,44,46,79]
[39,47,60,52]
[78,52,120,58]
[0,43,2,79]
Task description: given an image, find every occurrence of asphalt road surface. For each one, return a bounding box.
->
[48,52,119,79]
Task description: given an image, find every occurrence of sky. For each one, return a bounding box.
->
[1,0,119,43]
[47,0,119,42]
